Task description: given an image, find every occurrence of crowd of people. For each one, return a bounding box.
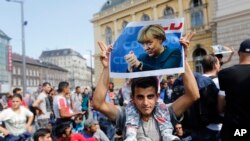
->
[1,34,250,141]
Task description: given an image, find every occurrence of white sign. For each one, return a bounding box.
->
[212,45,232,55]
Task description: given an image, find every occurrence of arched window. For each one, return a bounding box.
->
[163,6,174,19]
[190,0,204,28]
[122,21,128,30]
[193,46,206,73]
[105,26,112,45]
[141,14,150,21]
[191,0,202,8]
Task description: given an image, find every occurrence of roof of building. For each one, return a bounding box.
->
[12,53,68,72]
[39,48,85,60]
[40,62,68,72]
[0,29,11,40]
[100,0,128,11]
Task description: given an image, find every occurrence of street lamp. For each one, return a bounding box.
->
[87,50,93,90]
[6,0,27,94]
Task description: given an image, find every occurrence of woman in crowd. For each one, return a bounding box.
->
[0,94,34,140]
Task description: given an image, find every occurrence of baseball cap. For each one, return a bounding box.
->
[84,119,98,129]
[239,39,250,53]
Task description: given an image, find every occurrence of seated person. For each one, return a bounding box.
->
[33,128,52,141]
[72,115,84,133]
[81,119,109,141]
[55,122,96,141]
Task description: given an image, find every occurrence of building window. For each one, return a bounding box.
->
[26,69,29,76]
[190,0,204,28]
[193,46,206,73]
[13,78,17,86]
[33,70,36,76]
[105,26,112,45]
[191,0,202,7]
[13,67,16,75]
[163,6,174,18]
[30,70,33,76]
[122,21,128,30]
[17,68,21,75]
[141,14,150,21]
[18,79,21,86]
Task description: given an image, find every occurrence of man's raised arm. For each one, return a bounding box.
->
[92,41,119,121]
[172,33,200,117]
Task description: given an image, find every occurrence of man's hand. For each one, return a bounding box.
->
[37,109,44,115]
[26,125,33,133]
[180,32,195,58]
[230,47,235,55]
[98,41,112,68]
[125,51,141,71]
[2,129,9,136]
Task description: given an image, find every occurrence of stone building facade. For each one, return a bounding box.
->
[40,49,93,89]
[213,0,250,68]
[12,53,68,91]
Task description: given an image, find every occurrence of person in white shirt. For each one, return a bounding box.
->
[33,82,52,129]
[0,94,34,140]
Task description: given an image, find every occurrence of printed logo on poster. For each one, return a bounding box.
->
[110,18,185,78]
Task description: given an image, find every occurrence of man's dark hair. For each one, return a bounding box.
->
[42,82,51,87]
[215,54,223,59]
[55,122,71,137]
[12,94,22,101]
[75,86,80,90]
[201,55,218,73]
[167,75,174,80]
[33,128,51,141]
[131,76,158,97]
[13,87,21,94]
[57,81,69,93]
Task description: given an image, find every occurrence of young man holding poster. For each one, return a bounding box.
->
[92,32,200,140]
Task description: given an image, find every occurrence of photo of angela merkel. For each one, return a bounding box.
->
[125,24,182,72]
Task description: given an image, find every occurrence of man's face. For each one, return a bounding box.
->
[65,127,72,137]
[167,77,175,86]
[63,85,70,95]
[43,84,51,94]
[12,97,21,109]
[161,82,168,89]
[89,124,98,133]
[132,86,158,117]
[175,124,183,137]
[214,58,221,72]
[39,133,52,141]
[108,83,113,90]
[76,88,81,94]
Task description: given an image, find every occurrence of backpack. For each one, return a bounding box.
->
[171,72,221,129]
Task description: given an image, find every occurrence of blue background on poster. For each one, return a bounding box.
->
[110,26,182,73]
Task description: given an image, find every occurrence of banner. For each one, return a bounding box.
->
[110,18,184,78]
[7,45,13,72]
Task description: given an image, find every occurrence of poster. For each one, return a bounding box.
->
[110,18,184,78]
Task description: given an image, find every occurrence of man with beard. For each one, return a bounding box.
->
[33,82,52,128]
